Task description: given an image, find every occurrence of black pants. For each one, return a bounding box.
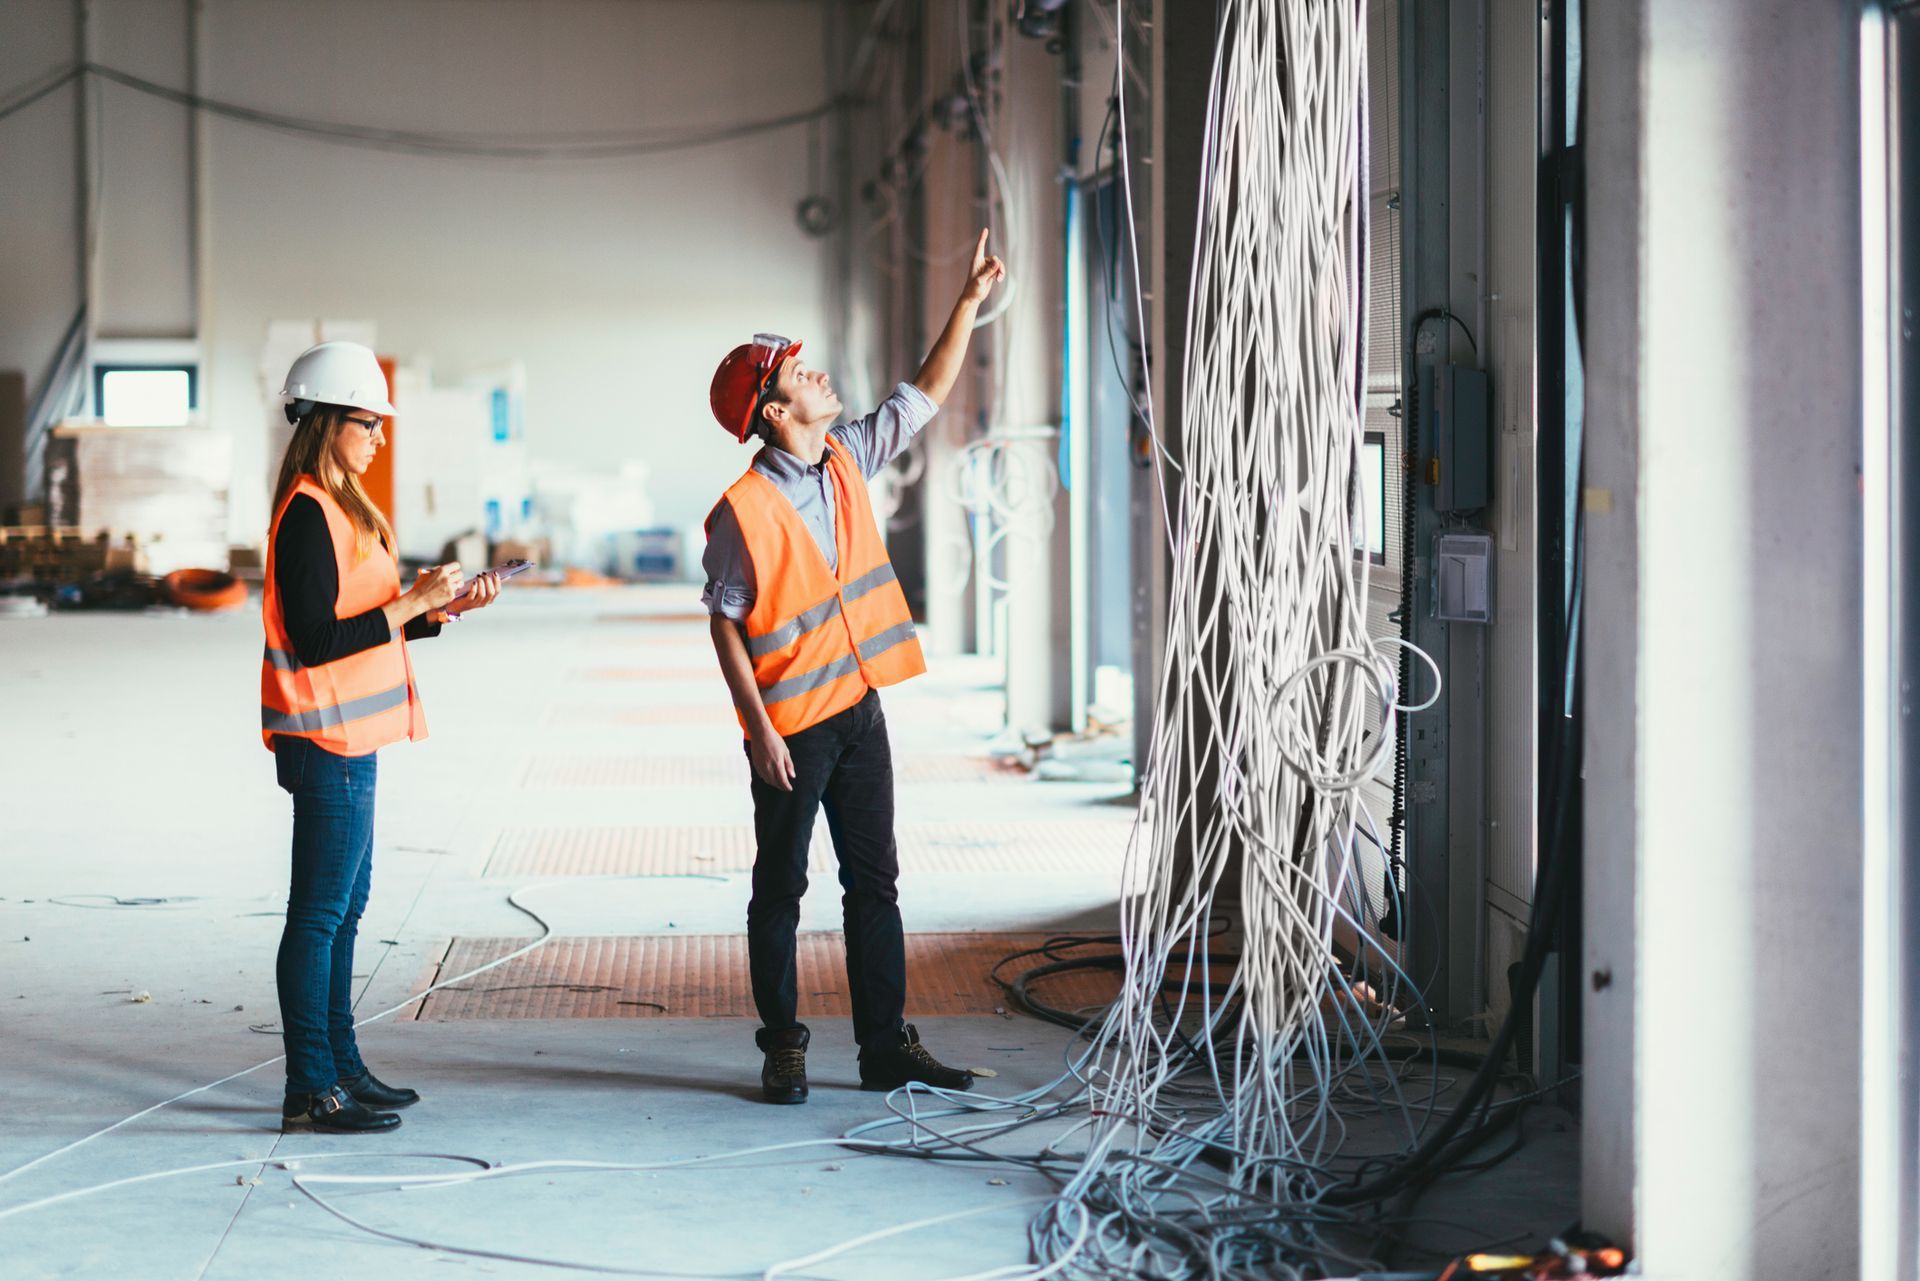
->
[746,688,906,1049]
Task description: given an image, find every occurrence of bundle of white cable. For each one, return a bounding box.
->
[1022,1,1442,1273]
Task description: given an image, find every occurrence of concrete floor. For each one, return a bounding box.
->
[0,587,1576,1279]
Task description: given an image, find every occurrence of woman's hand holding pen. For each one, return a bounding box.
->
[382,562,462,631]
[411,562,463,613]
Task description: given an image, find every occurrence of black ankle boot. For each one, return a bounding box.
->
[858,1024,974,1092]
[341,1068,420,1109]
[282,1084,401,1134]
[756,1025,810,1104]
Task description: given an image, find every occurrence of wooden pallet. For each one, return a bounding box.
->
[0,526,143,582]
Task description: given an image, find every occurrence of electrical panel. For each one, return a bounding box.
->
[1434,363,1490,512]
[1433,531,1494,623]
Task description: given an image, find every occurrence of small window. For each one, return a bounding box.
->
[1355,430,1387,565]
[96,365,196,426]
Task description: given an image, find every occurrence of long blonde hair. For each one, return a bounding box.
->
[272,405,395,561]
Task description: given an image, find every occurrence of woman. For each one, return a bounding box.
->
[262,340,499,1134]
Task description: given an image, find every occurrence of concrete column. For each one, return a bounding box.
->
[991,23,1068,736]
[916,0,978,658]
[1583,2,1864,1272]
[1000,430,1067,737]
[1578,0,1642,1247]
[1862,12,1920,1275]
[921,415,975,658]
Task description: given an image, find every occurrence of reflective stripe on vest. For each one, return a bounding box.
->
[856,619,918,663]
[260,477,426,755]
[264,630,401,673]
[744,566,900,660]
[261,681,411,734]
[746,591,843,659]
[761,652,863,705]
[712,437,926,736]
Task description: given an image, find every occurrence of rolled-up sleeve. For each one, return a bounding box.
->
[700,499,756,622]
[830,382,937,479]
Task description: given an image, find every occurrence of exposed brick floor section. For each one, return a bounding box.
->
[544,703,738,729]
[520,754,1028,789]
[482,821,1134,878]
[412,932,1125,1021]
[593,612,711,625]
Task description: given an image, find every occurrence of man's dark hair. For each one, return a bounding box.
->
[751,379,788,441]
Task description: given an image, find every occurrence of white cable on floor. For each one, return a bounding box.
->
[0,1151,491,1226]
[0,879,1113,1279]
[0,878,569,1191]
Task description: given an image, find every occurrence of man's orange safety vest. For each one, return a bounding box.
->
[260,476,426,755]
[714,436,926,737]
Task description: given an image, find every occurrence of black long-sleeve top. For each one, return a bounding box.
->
[273,494,439,668]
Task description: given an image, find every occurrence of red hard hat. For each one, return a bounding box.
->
[710,333,802,442]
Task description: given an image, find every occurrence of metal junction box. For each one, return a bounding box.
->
[1434,363,1490,513]
[1433,531,1494,623]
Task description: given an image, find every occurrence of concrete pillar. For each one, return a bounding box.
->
[1583,2,1864,1273]
[991,22,1068,736]
[1862,12,1920,1275]
[1001,430,1068,737]
[916,0,979,658]
[921,416,976,658]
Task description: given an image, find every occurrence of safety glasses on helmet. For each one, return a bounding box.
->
[749,332,793,418]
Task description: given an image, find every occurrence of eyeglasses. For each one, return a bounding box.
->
[344,413,384,439]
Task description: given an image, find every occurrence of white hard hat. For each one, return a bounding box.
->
[279,341,395,421]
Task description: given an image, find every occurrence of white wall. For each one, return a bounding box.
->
[9,0,839,548]
[92,0,196,338]
[201,0,834,546]
[0,0,85,506]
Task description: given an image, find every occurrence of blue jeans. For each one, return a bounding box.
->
[273,736,376,1095]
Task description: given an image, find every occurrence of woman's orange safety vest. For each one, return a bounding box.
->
[260,476,426,755]
[714,436,925,737]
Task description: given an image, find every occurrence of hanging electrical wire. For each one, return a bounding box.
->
[0,62,837,160]
[1005,0,1466,1273]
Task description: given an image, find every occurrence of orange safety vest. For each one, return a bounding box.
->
[712,436,925,737]
[260,477,426,755]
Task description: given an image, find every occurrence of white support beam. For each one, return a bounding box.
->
[1584,1,1866,1272]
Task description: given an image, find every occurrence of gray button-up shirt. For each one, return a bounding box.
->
[701,382,935,622]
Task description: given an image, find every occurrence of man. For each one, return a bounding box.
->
[703,228,1007,1104]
